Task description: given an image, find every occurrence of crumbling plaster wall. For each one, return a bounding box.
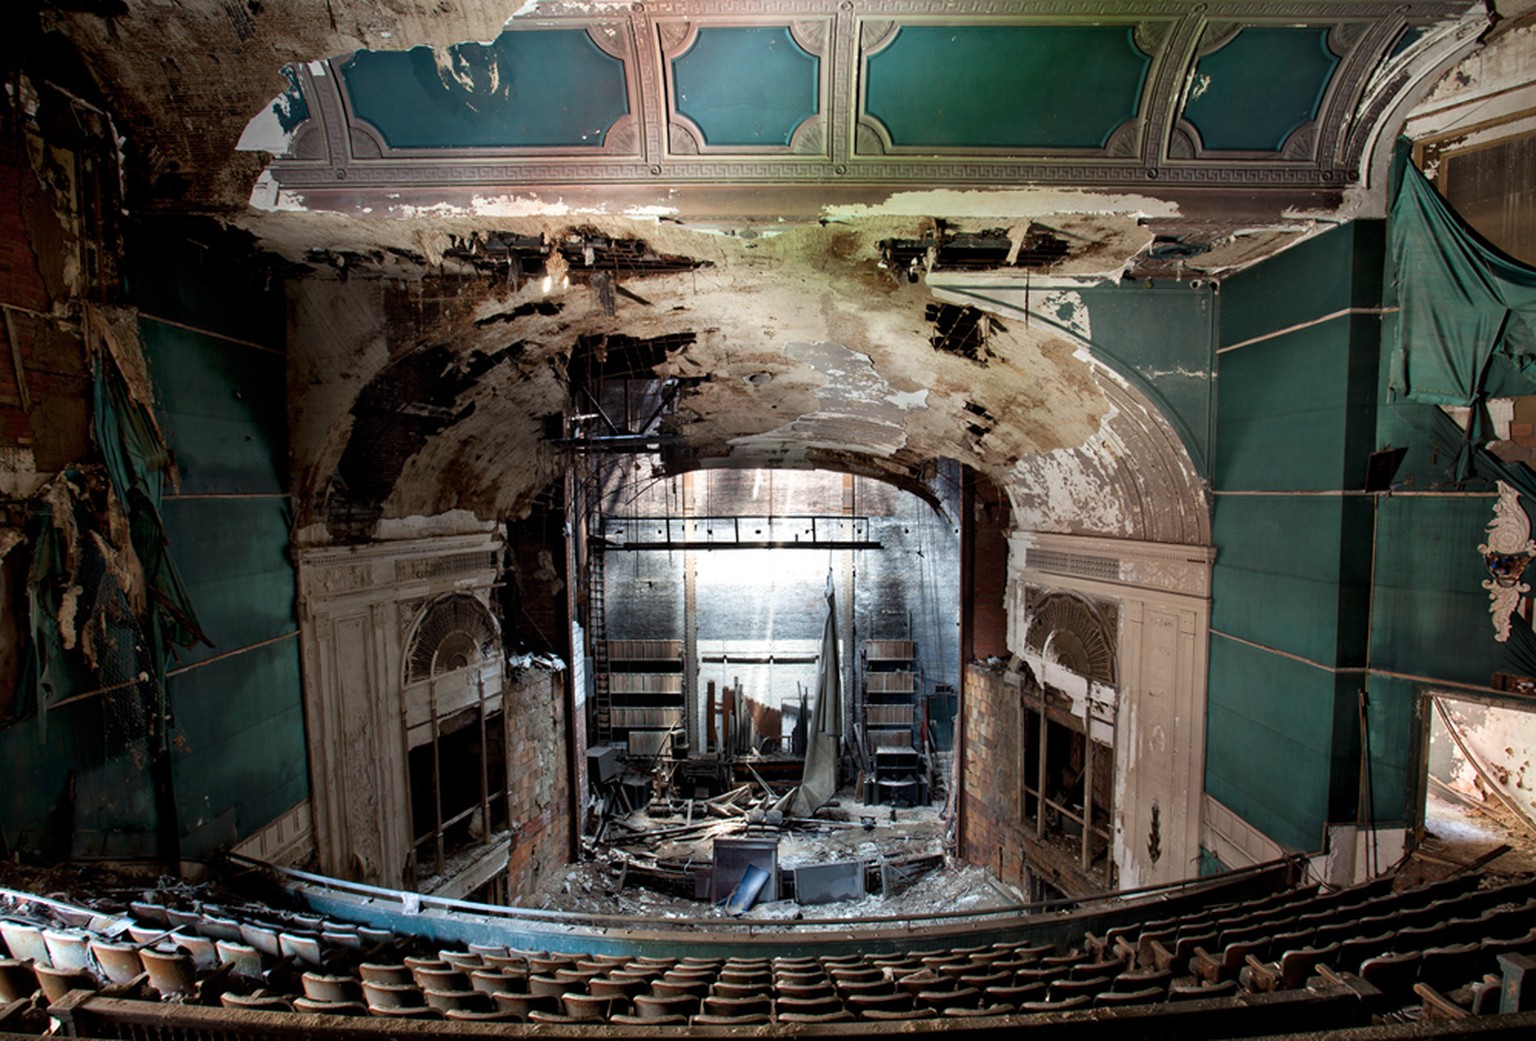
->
[51,0,528,210]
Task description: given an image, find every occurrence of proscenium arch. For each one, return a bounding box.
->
[289,234,1209,556]
[923,281,1211,547]
[1006,357,1211,546]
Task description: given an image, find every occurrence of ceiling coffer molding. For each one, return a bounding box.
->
[254,0,1480,203]
[659,18,831,156]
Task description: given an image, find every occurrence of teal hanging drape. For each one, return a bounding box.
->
[1388,142,1536,409]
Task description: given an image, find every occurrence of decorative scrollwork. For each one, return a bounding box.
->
[1168,124,1198,159]
[854,119,888,155]
[1328,21,1371,56]
[668,122,701,154]
[789,19,830,55]
[658,21,692,53]
[1196,21,1243,55]
[789,115,827,156]
[860,19,899,55]
[1479,481,1535,643]
[1280,121,1319,161]
[1133,20,1175,57]
[1104,120,1142,159]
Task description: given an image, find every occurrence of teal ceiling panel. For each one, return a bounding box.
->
[863,25,1150,150]
[1181,27,1340,153]
[339,30,629,149]
[672,27,819,147]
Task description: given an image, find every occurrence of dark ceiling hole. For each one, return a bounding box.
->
[1147,236,1212,260]
[879,223,1069,274]
[925,303,990,364]
[557,228,711,280]
[474,300,564,326]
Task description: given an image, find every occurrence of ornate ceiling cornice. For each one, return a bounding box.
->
[254,0,1484,215]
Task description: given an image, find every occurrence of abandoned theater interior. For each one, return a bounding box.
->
[6,0,1536,1035]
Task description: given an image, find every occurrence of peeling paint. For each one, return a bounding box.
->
[730,341,912,459]
[1039,290,1092,341]
[821,189,1181,223]
[236,84,306,156]
[1139,366,1212,380]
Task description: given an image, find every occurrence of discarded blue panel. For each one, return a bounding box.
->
[711,836,779,904]
[724,863,771,915]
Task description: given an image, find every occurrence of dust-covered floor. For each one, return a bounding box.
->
[1420,789,1536,875]
[527,793,1026,926]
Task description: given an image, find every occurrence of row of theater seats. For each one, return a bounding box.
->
[1084,869,1536,1018]
[4,867,1534,1029]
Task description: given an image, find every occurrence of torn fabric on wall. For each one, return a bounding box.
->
[10,311,209,741]
[87,312,208,653]
[1388,144,1536,410]
[19,468,155,740]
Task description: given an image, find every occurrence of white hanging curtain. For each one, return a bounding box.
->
[791,573,841,817]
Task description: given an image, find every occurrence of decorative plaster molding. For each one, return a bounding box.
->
[1478,480,1535,644]
[267,0,1472,198]
[231,800,314,867]
[1013,531,1216,599]
[1202,793,1289,868]
[299,532,503,609]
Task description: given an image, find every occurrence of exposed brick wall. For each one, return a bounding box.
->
[960,662,1029,890]
[504,669,572,901]
[0,129,90,469]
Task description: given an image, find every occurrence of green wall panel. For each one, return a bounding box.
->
[341,31,629,149]
[1215,311,1380,494]
[1369,493,1507,686]
[1215,324,1355,491]
[143,323,286,495]
[1206,634,1338,851]
[1360,675,1420,827]
[1211,495,1349,664]
[125,227,283,349]
[672,27,818,146]
[1219,223,1384,349]
[0,699,158,860]
[167,639,307,857]
[1074,281,1216,473]
[160,498,296,667]
[864,25,1149,149]
[1181,27,1339,152]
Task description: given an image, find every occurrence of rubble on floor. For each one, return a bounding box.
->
[535,788,1022,924]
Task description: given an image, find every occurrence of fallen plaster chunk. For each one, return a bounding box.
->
[247,171,311,213]
[622,204,682,220]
